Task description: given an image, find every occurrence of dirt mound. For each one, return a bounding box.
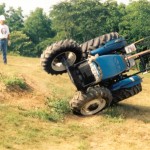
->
[0,70,48,109]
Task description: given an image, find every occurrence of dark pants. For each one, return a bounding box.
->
[0,39,7,63]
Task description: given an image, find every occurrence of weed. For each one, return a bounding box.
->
[23,109,50,120]
[44,98,72,121]
[22,109,64,122]
[4,77,27,89]
[78,141,90,150]
[103,106,125,123]
[5,113,23,126]
[48,112,64,122]
[50,128,65,137]
[43,85,72,122]
[68,124,82,131]
[0,72,28,90]
[0,73,7,81]
[49,98,71,114]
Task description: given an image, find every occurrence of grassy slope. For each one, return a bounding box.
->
[0,55,150,150]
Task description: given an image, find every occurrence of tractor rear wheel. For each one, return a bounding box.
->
[70,86,112,116]
[112,83,142,104]
[41,39,82,75]
[81,32,119,58]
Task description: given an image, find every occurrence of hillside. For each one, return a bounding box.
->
[0,55,150,150]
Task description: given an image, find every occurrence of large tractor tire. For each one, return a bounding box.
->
[41,39,82,75]
[81,32,119,58]
[112,83,142,104]
[70,86,112,116]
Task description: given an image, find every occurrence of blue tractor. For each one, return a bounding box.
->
[41,32,150,116]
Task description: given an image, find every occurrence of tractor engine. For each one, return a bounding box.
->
[69,54,127,91]
[69,60,102,91]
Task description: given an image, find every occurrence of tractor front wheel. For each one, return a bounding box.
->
[70,86,112,116]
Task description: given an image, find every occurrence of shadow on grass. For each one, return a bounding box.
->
[102,103,150,123]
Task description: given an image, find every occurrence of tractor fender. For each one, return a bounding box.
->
[110,75,142,91]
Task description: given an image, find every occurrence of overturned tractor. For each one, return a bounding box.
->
[41,32,150,116]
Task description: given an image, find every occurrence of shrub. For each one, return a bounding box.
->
[103,106,125,123]
[49,99,71,114]
[4,77,27,89]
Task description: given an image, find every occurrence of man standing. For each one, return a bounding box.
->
[0,15,10,64]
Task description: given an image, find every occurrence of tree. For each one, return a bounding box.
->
[35,37,59,56]
[70,0,108,42]
[50,0,126,43]
[119,0,150,43]
[0,3,5,14]
[6,7,24,32]
[24,8,55,44]
[10,31,34,56]
[50,0,107,42]
[103,0,126,33]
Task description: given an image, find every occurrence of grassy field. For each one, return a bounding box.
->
[0,55,150,150]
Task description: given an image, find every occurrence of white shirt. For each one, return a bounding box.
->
[0,24,10,39]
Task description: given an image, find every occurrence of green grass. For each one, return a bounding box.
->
[0,55,149,150]
[21,98,72,122]
[4,77,27,89]
[46,98,71,114]
[78,141,90,150]
[0,105,55,149]
[22,109,64,122]
[0,104,91,150]
[0,73,27,90]
[103,106,125,123]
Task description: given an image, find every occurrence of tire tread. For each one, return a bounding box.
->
[112,84,142,103]
[70,86,112,115]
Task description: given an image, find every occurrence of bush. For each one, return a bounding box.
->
[103,106,125,123]
[49,99,71,115]
[9,31,34,57]
[4,77,27,89]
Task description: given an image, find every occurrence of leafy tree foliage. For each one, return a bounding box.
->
[0,0,149,57]
[50,0,126,42]
[0,3,5,14]
[35,37,59,56]
[103,1,126,33]
[119,0,150,42]
[9,31,34,56]
[24,8,55,44]
[6,7,24,31]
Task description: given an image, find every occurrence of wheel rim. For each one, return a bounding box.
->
[51,51,77,72]
[80,98,106,116]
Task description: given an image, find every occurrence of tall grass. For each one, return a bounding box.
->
[22,98,72,122]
